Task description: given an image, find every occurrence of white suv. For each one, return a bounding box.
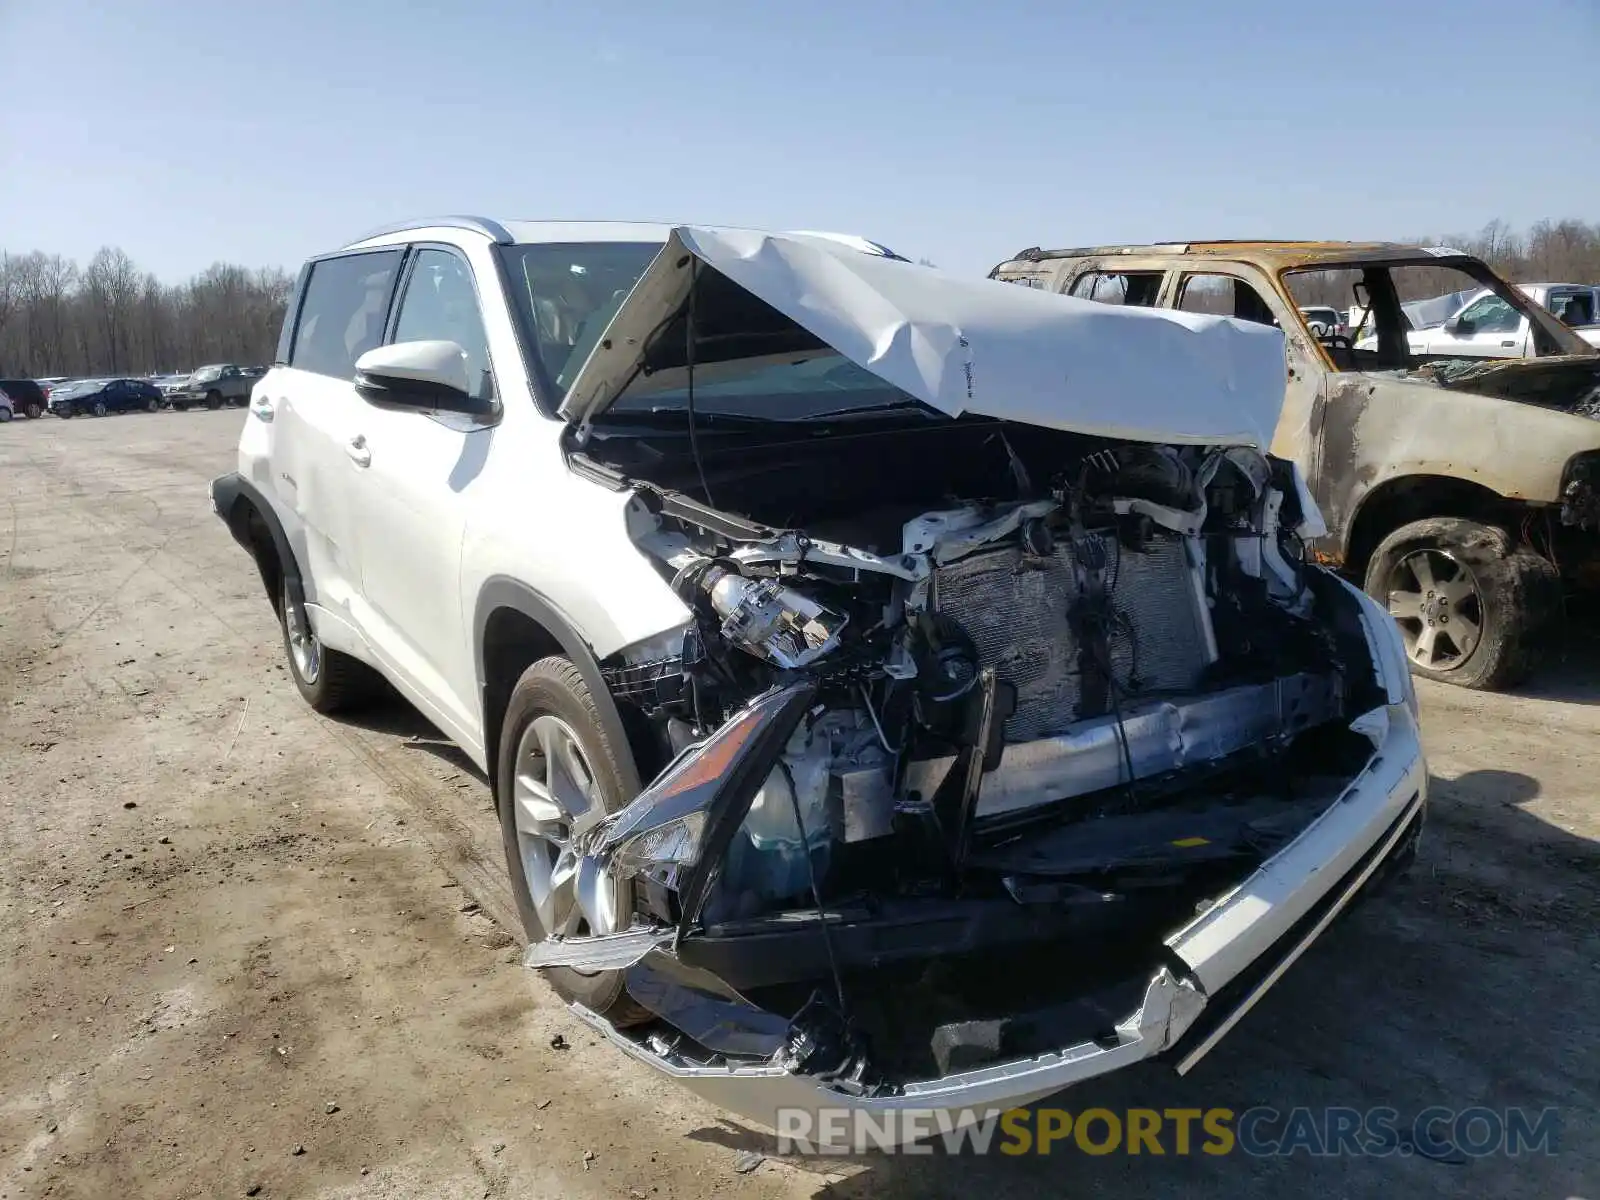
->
[214,216,1426,1140]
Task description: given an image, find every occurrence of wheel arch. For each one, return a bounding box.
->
[473,577,644,813]
[213,472,299,616]
[1344,473,1522,579]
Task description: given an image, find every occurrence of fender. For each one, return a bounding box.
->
[472,575,644,800]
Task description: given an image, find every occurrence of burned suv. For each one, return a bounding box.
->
[992,241,1600,690]
[213,219,1424,1140]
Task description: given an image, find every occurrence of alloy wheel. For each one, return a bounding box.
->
[1384,548,1484,670]
[281,579,322,683]
[511,714,620,949]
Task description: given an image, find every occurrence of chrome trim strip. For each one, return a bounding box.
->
[1174,789,1424,1076]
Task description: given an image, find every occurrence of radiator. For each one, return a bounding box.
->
[932,533,1212,741]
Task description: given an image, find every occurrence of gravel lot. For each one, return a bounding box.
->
[2,411,1597,1199]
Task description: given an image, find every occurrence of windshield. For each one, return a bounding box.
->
[610,349,916,420]
[497,241,665,401]
[193,365,224,380]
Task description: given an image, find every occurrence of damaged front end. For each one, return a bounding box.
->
[525,229,1428,1138]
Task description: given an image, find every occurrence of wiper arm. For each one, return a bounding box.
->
[788,398,943,421]
[588,407,784,431]
[591,398,944,430]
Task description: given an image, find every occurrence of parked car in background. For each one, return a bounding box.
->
[0,385,12,423]
[211,217,1425,1140]
[991,239,1600,690]
[1297,305,1345,338]
[49,377,164,417]
[170,364,255,409]
[1399,284,1600,358]
[154,372,193,400]
[0,379,49,419]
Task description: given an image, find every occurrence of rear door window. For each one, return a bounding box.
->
[1547,290,1595,326]
[1066,270,1164,306]
[289,250,403,379]
[1176,273,1280,326]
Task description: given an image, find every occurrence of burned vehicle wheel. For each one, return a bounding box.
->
[497,657,644,1020]
[1364,517,1558,690]
[278,575,379,713]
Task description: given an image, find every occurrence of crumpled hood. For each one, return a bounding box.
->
[1410,354,1600,415]
[558,227,1289,447]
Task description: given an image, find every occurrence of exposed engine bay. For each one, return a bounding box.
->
[540,411,1393,1088]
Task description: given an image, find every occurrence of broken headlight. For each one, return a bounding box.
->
[612,809,708,874]
[598,682,820,932]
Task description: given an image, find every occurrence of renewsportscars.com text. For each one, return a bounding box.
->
[776,1105,1562,1158]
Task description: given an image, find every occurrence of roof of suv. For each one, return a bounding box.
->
[341,216,900,259]
[343,217,673,251]
[1001,240,1474,270]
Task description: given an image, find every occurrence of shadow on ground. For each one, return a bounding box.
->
[337,692,487,781]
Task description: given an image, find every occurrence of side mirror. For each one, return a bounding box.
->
[354,341,491,415]
[1442,316,1466,336]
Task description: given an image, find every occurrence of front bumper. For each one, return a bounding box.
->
[568,702,1426,1142]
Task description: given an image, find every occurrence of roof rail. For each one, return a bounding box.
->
[346,215,515,247]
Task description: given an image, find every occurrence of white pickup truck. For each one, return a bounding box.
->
[1405,283,1600,358]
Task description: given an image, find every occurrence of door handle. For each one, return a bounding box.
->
[346,435,371,468]
[1500,340,1516,347]
[250,396,275,422]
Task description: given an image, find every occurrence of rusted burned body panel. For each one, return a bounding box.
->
[991,241,1600,576]
[1310,370,1600,544]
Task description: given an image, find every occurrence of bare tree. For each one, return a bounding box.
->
[0,245,287,377]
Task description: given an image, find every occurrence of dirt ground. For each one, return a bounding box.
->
[1,411,1596,1200]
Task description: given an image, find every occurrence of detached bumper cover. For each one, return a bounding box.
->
[563,702,1426,1139]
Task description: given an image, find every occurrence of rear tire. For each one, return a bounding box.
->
[25,402,43,419]
[1363,517,1559,690]
[497,656,647,1023]
[278,575,382,714]
[146,396,160,412]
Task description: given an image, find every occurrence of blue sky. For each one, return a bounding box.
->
[3,0,1596,278]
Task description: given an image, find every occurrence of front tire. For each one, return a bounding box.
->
[278,575,381,713]
[205,390,222,411]
[91,399,107,417]
[497,656,645,1021]
[1363,517,1559,690]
